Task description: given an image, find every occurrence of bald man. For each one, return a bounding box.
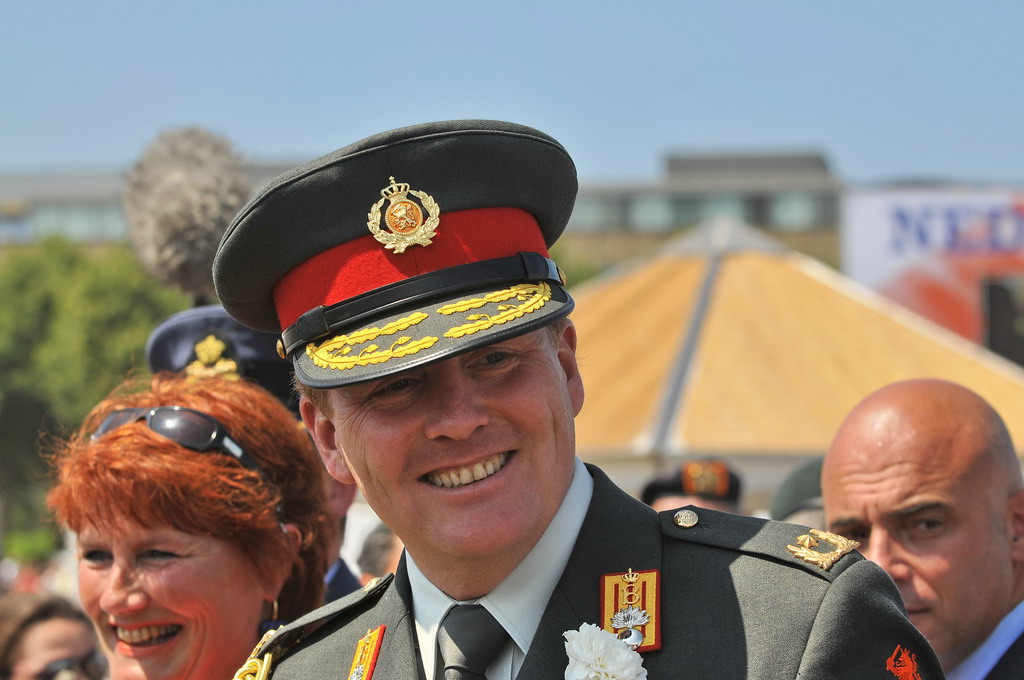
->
[823,379,1024,679]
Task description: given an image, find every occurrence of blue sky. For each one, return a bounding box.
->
[3,1,1022,185]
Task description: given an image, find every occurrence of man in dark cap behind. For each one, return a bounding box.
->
[146,304,299,411]
[641,459,743,514]
[145,303,361,603]
[771,457,825,528]
[213,120,941,678]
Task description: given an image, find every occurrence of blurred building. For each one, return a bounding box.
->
[571,218,1024,512]
[0,150,840,245]
[0,162,294,244]
[573,151,839,234]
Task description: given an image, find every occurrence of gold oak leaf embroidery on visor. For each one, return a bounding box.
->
[440,282,552,338]
[304,283,551,371]
[306,313,438,370]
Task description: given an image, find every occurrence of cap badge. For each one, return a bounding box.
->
[599,568,661,652]
[186,334,240,380]
[367,176,440,253]
[786,528,860,571]
[681,460,730,497]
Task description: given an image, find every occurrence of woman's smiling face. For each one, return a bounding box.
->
[76,520,273,680]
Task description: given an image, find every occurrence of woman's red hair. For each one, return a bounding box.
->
[46,374,333,620]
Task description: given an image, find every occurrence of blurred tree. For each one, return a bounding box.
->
[0,238,189,543]
[123,127,249,305]
[551,241,602,289]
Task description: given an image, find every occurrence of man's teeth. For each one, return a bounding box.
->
[429,452,508,488]
[116,624,181,645]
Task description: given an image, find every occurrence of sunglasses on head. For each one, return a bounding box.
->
[91,405,264,476]
[34,650,106,680]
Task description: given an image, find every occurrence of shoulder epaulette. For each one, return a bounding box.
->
[660,506,862,579]
[231,574,394,679]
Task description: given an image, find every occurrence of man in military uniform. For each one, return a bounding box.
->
[213,120,942,679]
[641,458,744,514]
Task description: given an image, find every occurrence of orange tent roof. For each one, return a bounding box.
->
[569,219,1024,502]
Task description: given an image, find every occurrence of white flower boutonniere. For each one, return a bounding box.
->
[563,623,647,680]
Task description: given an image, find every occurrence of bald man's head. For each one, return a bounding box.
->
[822,379,1024,671]
[825,379,1018,494]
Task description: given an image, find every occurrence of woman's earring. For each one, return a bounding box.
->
[258,598,283,635]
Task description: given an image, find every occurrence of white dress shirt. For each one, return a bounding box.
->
[408,456,593,680]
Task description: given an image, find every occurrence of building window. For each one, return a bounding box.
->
[31,202,127,241]
[567,195,627,232]
[768,192,820,231]
[700,194,747,223]
[626,194,675,233]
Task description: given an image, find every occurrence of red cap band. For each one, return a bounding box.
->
[272,207,549,329]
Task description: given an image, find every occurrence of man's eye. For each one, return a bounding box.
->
[913,518,943,533]
[376,378,414,395]
[481,351,510,365]
[835,528,868,543]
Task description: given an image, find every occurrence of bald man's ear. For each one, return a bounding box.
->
[1007,489,1024,563]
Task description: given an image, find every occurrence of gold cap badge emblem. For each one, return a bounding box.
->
[367,177,440,253]
[185,334,240,380]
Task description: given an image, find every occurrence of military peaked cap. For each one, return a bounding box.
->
[213,119,578,387]
[641,459,743,507]
[145,304,298,414]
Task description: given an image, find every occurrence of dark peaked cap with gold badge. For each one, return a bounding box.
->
[213,120,578,388]
[145,304,299,415]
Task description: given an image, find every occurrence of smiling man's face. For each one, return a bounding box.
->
[305,322,584,598]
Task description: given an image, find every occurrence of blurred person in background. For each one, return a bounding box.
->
[0,591,104,680]
[46,374,333,680]
[356,523,404,587]
[321,475,360,602]
[823,379,1024,678]
[640,458,744,514]
[769,457,824,528]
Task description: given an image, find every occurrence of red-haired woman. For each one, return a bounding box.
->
[47,374,334,680]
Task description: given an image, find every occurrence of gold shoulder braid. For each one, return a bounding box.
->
[232,628,279,680]
[786,529,860,571]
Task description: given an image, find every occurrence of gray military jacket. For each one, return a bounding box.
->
[235,465,943,679]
